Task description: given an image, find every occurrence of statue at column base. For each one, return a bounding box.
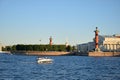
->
[95,48,101,52]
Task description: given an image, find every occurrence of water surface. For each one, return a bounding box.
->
[0,53,120,80]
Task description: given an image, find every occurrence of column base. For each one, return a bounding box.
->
[95,48,101,52]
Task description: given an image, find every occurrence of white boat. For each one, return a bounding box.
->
[37,57,53,64]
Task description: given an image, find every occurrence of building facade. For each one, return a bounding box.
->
[77,42,95,53]
[101,35,120,52]
[0,43,2,52]
[77,34,120,52]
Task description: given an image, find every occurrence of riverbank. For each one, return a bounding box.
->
[0,51,11,54]
[89,51,120,57]
[11,51,75,56]
[2,51,120,57]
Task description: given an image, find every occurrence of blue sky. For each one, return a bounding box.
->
[0,0,120,46]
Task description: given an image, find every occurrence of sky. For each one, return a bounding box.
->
[0,0,120,46]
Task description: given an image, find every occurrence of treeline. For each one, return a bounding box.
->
[2,44,72,52]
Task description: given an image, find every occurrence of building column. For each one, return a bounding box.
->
[107,44,109,51]
[111,44,113,51]
[114,44,116,51]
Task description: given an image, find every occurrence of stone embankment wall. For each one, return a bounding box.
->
[12,51,71,56]
[89,52,120,57]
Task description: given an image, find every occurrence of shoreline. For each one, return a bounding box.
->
[11,51,75,56]
[1,51,120,57]
[89,51,120,57]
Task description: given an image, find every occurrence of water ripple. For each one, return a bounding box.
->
[0,54,120,80]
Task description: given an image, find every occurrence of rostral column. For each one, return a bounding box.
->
[49,36,52,46]
[94,27,100,51]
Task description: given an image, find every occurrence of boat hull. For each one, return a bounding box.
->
[37,58,53,64]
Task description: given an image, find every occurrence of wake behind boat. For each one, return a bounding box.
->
[37,57,53,64]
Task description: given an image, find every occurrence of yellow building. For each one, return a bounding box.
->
[102,35,120,51]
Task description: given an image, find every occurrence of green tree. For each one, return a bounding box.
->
[26,45,33,51]
[13,44,70,51]
[12,45,16,51]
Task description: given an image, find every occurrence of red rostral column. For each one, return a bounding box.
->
[49,36,52,46]
[94,27,100,51]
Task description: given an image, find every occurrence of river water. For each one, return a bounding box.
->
[0,53,120,80]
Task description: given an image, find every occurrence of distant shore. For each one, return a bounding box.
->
[2,51,120,57]
[11,51,76,56]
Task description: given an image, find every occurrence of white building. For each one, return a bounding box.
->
[77,42,94,53]
[0,43,2,52]
[77,34,120,52]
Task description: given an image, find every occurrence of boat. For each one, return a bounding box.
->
[37,57,53,64]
